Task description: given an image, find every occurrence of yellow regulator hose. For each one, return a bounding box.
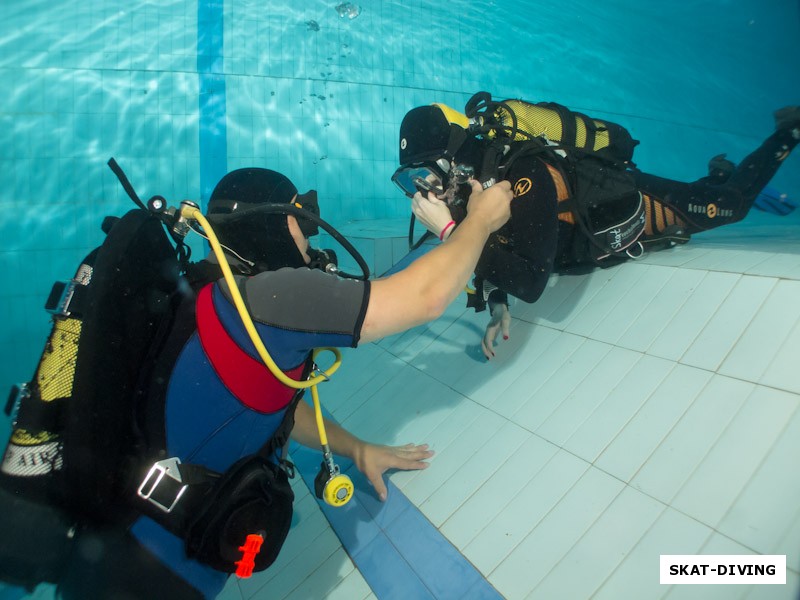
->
[181,205,342,388]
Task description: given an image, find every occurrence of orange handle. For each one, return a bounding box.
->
[235,534,264,578]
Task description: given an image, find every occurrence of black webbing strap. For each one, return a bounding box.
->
[574,111,599,153]
[539,102,577,148]
[107,158,147,210]
[14,394,67,433]
[44,280,88,317]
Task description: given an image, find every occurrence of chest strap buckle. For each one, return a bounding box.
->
[137,457,188,513]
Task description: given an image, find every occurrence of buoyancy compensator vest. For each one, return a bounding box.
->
[0,159,301,588]
[0,160,202,589]
[464,92,646,265]
[0,247,101,589]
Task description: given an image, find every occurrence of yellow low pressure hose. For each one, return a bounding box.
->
[181,204,342,388]
[309,383,328,447]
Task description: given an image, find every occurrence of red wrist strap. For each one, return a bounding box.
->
[439,220,456,241]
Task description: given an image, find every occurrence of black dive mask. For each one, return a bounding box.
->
[391,160,449,198]
[392,159,475,206]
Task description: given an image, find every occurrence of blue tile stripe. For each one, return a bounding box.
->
[290,427,502,600]
[197,0,227,207]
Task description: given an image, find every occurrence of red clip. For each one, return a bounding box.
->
[235,534,264,578]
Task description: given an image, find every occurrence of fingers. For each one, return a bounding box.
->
[467,179,513,233]
[481,335,494,360]
[482,305,511,359]
[368,471,389,502]
[411,192,424,215]
[362,443,434,502]
[499,303,511,341]
[482,323,498,359]
[412,192,453,236]
[392,443,434,466]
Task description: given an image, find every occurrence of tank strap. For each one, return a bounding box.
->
[576,111,599,153]
[539,102,577,147]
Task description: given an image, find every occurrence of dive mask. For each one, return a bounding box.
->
[391,159,475,201]
[391,159,448,198]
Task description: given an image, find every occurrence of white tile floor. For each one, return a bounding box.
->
[11,220,799,600]
[230,222,799,600]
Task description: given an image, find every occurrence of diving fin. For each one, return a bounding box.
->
[753,186,797,216]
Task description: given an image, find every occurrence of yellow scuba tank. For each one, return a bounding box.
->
[500,100,617,150]
[1,255,94,494]
[466,92,639,164]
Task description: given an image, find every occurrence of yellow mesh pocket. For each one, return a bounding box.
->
[499,100,612,153]
[37,318,82,402]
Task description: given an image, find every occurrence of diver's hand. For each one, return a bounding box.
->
[412,192,455,240]
[465,179,513,234]
[354,442,434,501]
[481,301,511,360]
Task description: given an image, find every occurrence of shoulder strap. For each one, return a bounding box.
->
[499,138,567,184]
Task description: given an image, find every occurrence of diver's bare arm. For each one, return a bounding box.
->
[359,181,512,344]
[290,399,361,459]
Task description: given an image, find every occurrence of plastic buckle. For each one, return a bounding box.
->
[45,280,77,317]
[137,458,188,513]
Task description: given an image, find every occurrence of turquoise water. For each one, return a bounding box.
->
[0,1,798,597]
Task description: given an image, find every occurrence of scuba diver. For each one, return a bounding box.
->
[392,94,800,359]
[1,166,512,599]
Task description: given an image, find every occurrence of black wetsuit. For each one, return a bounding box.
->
[473,126,798,305]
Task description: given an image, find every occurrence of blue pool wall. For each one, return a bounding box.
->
[0,0,798,400]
